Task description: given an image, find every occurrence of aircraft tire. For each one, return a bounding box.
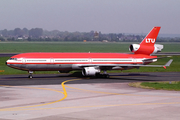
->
[29,75,33,79]
[103,74,109,78]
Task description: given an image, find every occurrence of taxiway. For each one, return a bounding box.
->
[0,72,180,120]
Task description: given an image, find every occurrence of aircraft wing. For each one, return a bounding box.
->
[77,59,173,69]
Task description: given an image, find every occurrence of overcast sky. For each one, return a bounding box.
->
[0,0,180,34]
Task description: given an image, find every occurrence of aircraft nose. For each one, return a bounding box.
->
[6,61,9,66]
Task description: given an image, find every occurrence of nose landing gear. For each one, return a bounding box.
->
[28,71,33,79]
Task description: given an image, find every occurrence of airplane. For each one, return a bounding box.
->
[6,26,173,78]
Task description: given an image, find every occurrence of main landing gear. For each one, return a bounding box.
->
[28,71,33,79]
[96,73,109,78]
[96,70,110,78]
[102,70,109,78]
[102,74,110,78]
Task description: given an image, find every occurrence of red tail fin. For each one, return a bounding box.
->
[140,26,161,46]
[133,26,161,55]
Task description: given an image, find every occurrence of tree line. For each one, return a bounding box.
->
[0,28,180,42]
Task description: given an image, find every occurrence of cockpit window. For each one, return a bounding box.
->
[9,58,17,61]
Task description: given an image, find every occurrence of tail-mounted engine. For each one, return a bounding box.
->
[129,44,163,55]
[129,44,140,53]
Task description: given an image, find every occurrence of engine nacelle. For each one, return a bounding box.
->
[129,44,163,55]
[82,67,100,76]
[129,44,140,53]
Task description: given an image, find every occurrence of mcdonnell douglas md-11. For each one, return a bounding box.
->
[6,27,173,78]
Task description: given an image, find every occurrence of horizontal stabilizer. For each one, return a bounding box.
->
[143,56,172,62]
[164,59,173,67]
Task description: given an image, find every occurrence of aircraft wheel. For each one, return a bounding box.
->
[106,74,110,78]
[29,75,33,79]
[95,73,109,78]
[102,74,109,78]
[95,73,101,78]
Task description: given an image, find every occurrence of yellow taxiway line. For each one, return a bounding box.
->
[0,78,82,111]
[1,78,180,112]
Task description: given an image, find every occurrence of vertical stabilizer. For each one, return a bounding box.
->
[140,26,161,46]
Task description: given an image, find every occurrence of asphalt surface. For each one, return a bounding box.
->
[0,72,180,120]
[0,72,180,86]
[0,53,18,57]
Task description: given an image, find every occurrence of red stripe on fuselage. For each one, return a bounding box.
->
[7,52,156,65]
[11,53,156,59]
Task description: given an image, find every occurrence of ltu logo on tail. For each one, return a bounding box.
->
[145,38,155,43]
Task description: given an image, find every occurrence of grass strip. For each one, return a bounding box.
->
[129,81,180,91]
[0,42,180,53]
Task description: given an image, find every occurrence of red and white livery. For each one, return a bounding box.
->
[6,27,173,78]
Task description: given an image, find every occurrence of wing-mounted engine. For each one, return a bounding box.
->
[82,67,100,76]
